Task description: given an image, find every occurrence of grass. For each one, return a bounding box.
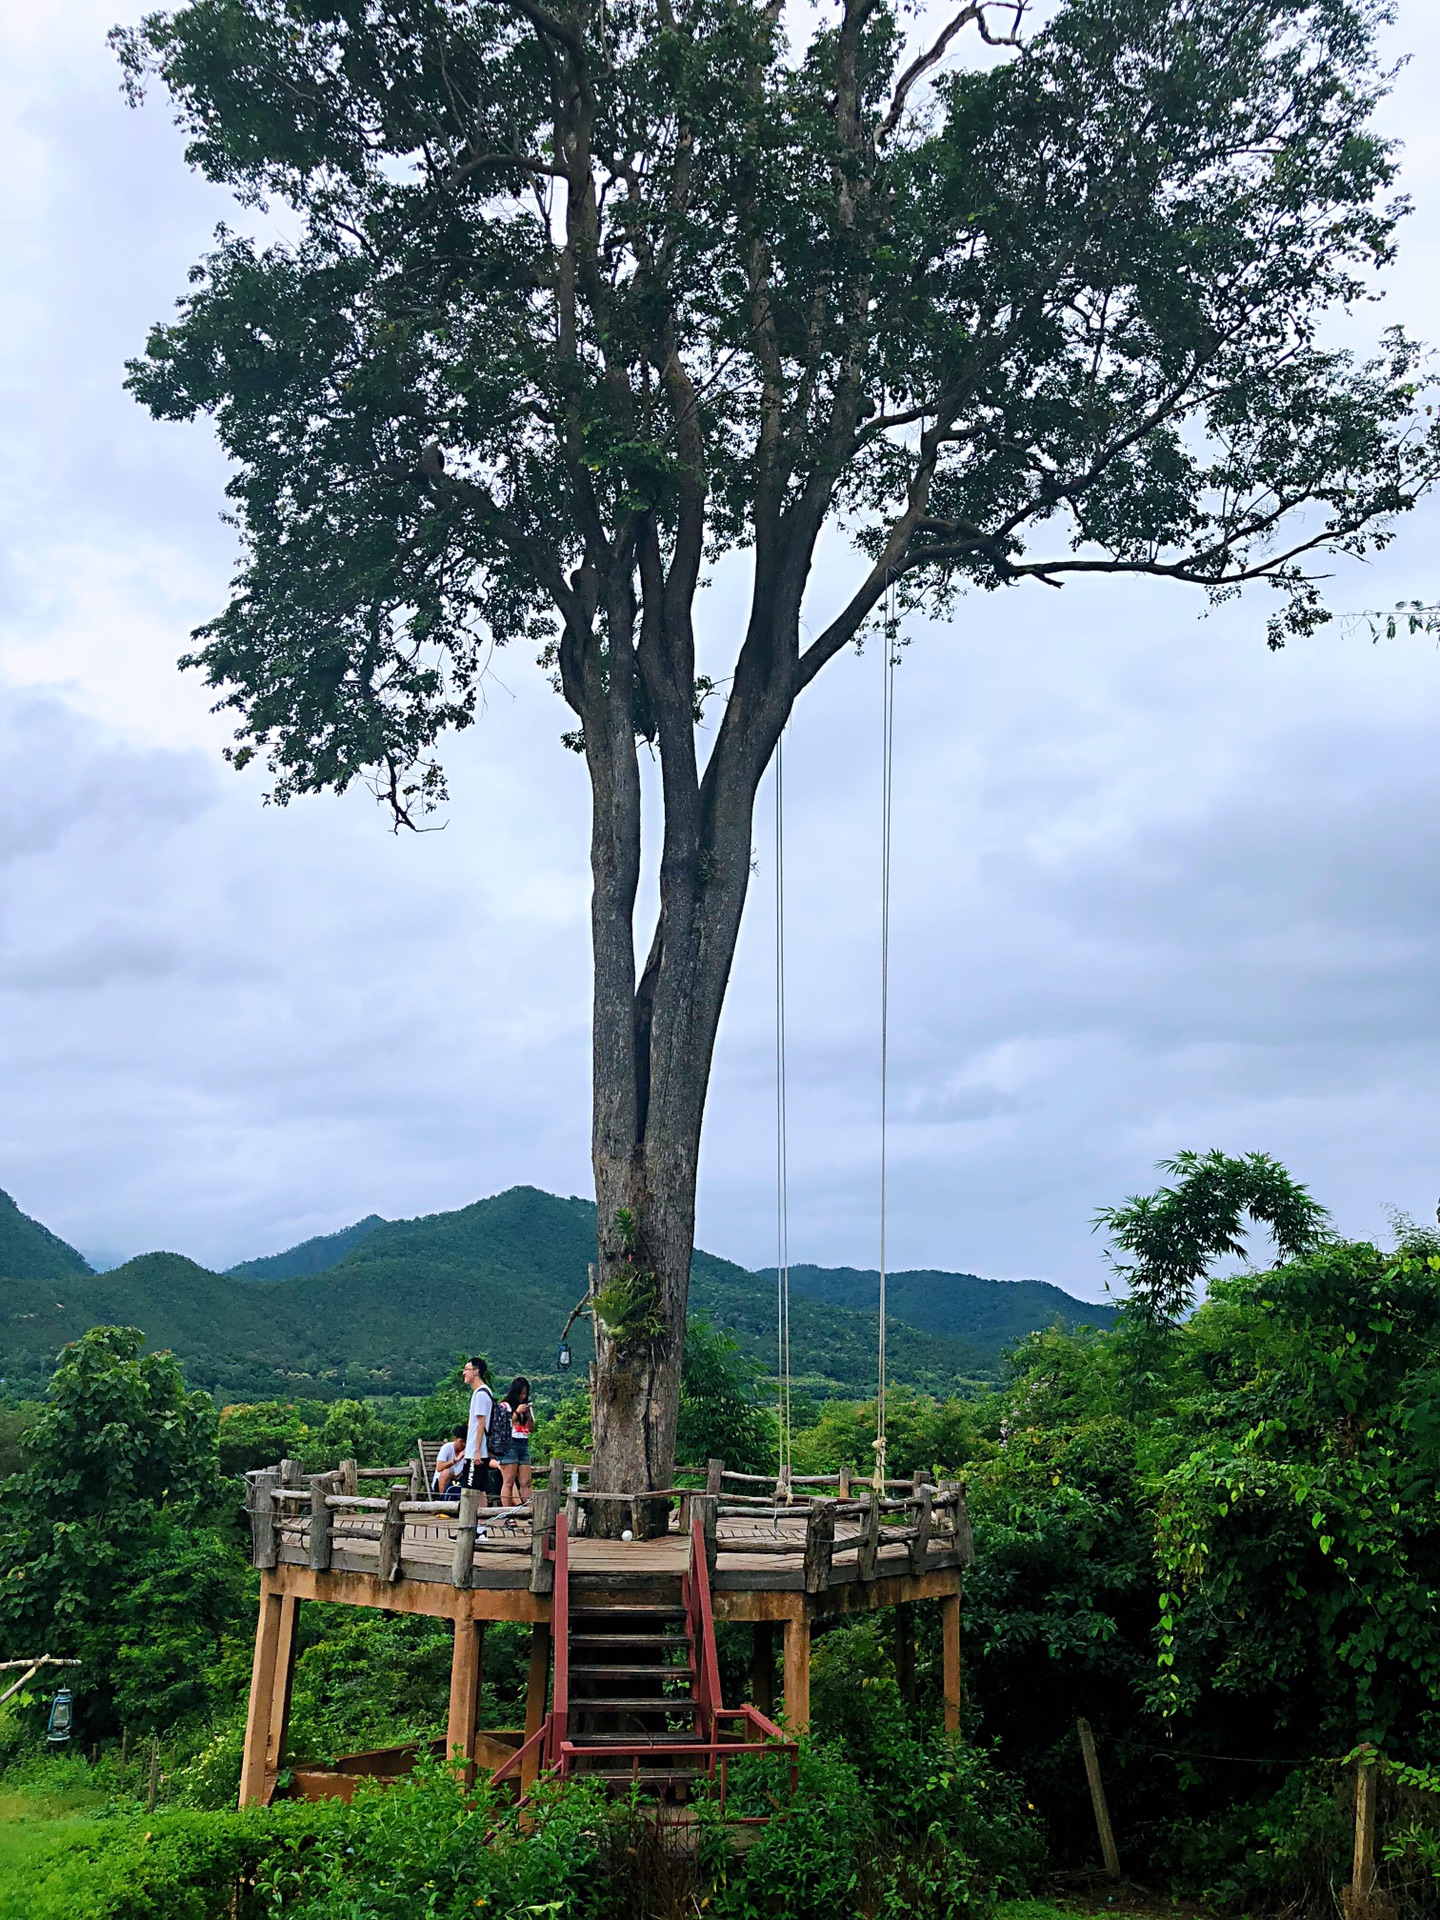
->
[0,1753,133,1919]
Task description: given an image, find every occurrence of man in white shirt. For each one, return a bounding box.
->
[434,1425,467,1498]
[462,1356,493,1509]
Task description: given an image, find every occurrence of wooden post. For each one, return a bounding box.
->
[782,1614,811,1733]
[451,1488,481,1588]
[1077,1717,1121,1878]
[339,1458,358,1497]
[446,1619,486,1783]
[1348,1745,1378,1916]
[378,1487,405,1583]
[895,1601,916,1709]
[308,1482,333,1573]
[521,1625,551,1792]
[908,1486,933,1575]
[838,1464,852,1500]
[409,1458,425,1502]
[941,1590,962,1736]
[529,1486,556,1594]
[706,1458,724,1499]
[858,1489,881,1581]
[750,1623,776,1718]
[249,1469,279,1570]
[239,1579,299,1806]
[279,1457,301,1489]
[692,1493,718,1579]
[803,1503,835,1594]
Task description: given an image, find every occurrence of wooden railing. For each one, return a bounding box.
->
[244,1453,973,1591]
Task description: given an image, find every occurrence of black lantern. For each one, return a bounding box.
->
[558,1338,572,1371]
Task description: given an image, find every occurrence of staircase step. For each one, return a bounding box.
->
[570,1664,692,1680]
[572,1735,714,1751]
[569,1698,698,1715]
[571,1604,686,1619]
[570,1634,687,1650]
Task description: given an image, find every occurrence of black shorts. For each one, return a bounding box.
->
[459,1459,503,1499]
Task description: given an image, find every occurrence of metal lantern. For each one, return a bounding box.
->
[46,1689,73,1746]
[557,1337,572,1371]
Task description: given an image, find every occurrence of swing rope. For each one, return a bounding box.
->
[774,731,794,1492]
[874,595,897,1491]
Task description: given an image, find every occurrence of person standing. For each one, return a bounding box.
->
[496,1378,535,1507]
[461,1356,493,1509]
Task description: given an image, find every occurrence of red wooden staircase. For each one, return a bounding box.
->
[494,1513,796,1807]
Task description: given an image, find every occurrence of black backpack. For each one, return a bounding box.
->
[487,1399,513,1459]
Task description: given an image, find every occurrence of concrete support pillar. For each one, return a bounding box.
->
[521,1625,551,1791]
[782,1613,811,1733]
[750,1622,776,1719]
[941,1589,962,1736]
[239,1580,299,1806]
[446,1618,487,1782]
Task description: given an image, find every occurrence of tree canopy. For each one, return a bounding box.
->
[113,0,1440,1493]
[116,0,1437,817]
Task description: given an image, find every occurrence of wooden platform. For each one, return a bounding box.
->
[237,1458,972,1808]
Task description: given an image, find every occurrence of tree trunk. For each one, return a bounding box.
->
[585,670,772,1515]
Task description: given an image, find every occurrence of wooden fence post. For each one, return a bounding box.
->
[692,1493,718,1579]
[308,1481,333,1573]
[907,1486,933,1575]
[339,1458,358,1497]
[1077,1717,1121,1877]
[249,1470,279,1570]
[378,1488,405,1584]
[857,1489,881,1581]
[529,1486,556,1594]
[1346,1745,1378,1919]
[706,1458,724,1499]
[803,1503,835,1594]
[451,1488,480,1589]
[838,1464,852,1500]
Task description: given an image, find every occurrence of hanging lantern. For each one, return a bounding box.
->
[46,1689,73,1746]
[557,1337,572,1371]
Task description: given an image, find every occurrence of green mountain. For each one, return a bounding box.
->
[228,1215,386,1280]
[773,1264,1116,1343]
[0,1185,1104,1405]
[0,1189,93,1283]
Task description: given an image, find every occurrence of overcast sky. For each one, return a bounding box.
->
[2,2,1438,1299]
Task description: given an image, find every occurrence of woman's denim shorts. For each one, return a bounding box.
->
[495,1436,531,1466]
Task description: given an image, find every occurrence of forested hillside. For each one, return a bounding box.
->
[0,1185,1106,1402]
[774,1263,1116,1345]
[0,1188,92,1283]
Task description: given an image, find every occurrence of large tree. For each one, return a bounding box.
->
[116,0,1436,1503]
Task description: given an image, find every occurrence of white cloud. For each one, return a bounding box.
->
[1,0,1438,1306]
